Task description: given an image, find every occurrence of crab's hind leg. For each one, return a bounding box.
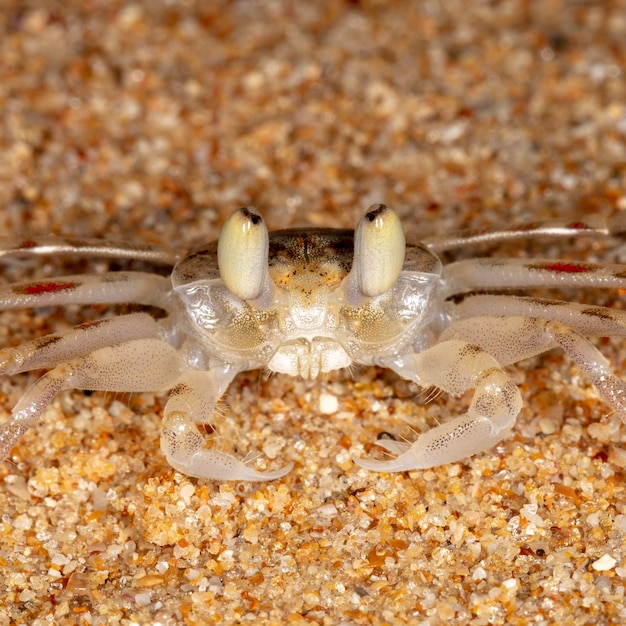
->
[0,235,181,265]
[0,272,172,311]
[356,340,523,472]
[442,258,626,298]
[160,369,293,481]
[0,338,183,462]
[423,216,618,254]
[450,294,626,339]
[0,312,164,375]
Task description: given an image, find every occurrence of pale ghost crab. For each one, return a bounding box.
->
[1,205,626,481]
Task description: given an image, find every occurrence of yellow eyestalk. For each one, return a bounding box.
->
[351,204,406,298]
[217,207,272,302]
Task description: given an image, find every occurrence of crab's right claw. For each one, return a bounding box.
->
[161,412,292,481]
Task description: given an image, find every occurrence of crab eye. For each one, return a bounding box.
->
[351,204,406,298]
[218,207,271,302]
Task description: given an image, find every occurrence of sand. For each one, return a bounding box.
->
[1,2,625,624]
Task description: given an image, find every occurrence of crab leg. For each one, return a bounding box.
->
[358,316,626,472]
[356,340,523,472]
[442,258,626,298]
[439,316,626,420]
[424,215,623,253]
[0,236,181,265]
[448,294,626,337]
[0,272,171,311]
[0,338,183,463]
[160,368,293,481]
[0,313,164,375]
[0,334,290,479]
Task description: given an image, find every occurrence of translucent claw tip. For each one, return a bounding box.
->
[369,439,411,455]
[353,440,414,473]
[246,461,294,481]
[353,454,418,473]
[169,447,294,481]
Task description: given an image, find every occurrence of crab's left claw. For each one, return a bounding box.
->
[355,340,523,473]
[343,204,406,305]
[353,411,509,473]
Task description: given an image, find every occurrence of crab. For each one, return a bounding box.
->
[1,205,626,481]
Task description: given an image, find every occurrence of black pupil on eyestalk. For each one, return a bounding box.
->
[366,204,386,221]
[240,207,262,225]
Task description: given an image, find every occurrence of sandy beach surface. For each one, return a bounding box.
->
[1,2,625,624]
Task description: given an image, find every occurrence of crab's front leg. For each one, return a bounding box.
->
[356,340,523,472]
[0,338,183,462]
[439,315,626,420]
[160,368,293,481]
[0,339,292,481]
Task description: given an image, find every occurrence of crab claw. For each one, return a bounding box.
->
[167,447,294,481]
[344,204,406,305]
[218,207,274,305]
[353,439,415,472]
[161,411,293,481]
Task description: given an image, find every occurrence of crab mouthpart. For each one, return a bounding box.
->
[268,337,351,379]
